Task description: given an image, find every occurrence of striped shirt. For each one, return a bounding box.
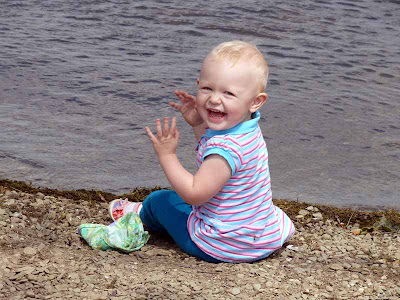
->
[187,111,295,263]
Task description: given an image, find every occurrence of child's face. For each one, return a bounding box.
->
[196,55,263,131]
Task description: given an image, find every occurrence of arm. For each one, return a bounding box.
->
[145,117,231,205]
[193,123,207,142]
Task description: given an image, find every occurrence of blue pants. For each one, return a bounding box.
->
[139,190,220,263]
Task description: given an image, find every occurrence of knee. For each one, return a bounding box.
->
[143,190,177,209]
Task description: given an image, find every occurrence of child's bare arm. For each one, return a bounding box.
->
[145,117,230,205]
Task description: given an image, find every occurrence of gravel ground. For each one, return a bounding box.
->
[0,187,399,300]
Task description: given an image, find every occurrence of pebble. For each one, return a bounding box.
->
[23,247,37,256]
[36,192,45,200]
[298,209,310,216]
[312,212,323,220]
[330,264,344,271]
[321,233,331,239]
[5,199,15,205]
[231,288,241,295]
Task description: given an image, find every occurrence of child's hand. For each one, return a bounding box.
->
[170,90,204,127]
[145,117,180,158]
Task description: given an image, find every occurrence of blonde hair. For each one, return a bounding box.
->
[208,41,269,92]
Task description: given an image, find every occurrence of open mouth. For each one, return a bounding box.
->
[207,109,226,120]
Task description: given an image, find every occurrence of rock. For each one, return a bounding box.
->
[23,247,37,256]
[36,192,45,200]
[298,209,310,216]
[5,199,15,205]
[231,287,240,295]
[25,290,35,298]
[321,233,331,240]
[329,264,344,271]
[8,191,19,199]
[312,212,323,220]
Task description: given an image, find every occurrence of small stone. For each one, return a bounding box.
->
[305,206,314,211]
[5,199,15,205]
[342,262,352,269]
[329,264,344,271]
[352,229,361,235]
[38,243,46,252]
[253,283,262,291]
[9,191,20,199]
[294,267,306,273]
[322,233,331,240]
[23,247,37,256]
[298,209,310,216]
[231,287,240,295]
[312,212,323,220]
[36,192,45,200]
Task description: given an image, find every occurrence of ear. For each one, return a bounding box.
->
[249,93,268,113]
[196,78,199,85]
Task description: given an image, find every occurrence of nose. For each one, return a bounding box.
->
[209,92,221,104]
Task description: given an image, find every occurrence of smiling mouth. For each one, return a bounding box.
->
[208,109,226,119]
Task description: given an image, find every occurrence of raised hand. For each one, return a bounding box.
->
[145,117,180,158]
[170,90,204,127]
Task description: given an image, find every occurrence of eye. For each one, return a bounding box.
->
[224,91,235,96]
[202,86,212,91]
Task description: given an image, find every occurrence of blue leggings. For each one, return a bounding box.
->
[139,190,220,263]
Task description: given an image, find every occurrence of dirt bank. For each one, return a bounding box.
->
[0,180,399,299]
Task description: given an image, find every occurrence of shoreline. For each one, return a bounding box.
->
[1,178,399,231]
[0,179,399,299]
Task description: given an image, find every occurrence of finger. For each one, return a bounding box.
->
[155,119,162,138]
[145,127,157,143]
[163,117,169,137]
[174,90,183,100]
[170,116,177,134]
[175,90,189,103]
[175,127,180,140]
[175,90,185,97]
[169,101,182,111]
[181,91,196,102]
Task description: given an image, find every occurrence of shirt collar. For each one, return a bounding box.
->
[204,111,260,137]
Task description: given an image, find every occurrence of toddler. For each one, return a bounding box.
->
[110,41,295,263]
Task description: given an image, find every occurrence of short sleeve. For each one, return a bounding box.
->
[202,136,243,175]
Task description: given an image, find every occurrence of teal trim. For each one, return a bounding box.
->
[203,148,236,175]
[204,111,260,137]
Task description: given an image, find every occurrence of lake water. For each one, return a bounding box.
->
[0,0,399,210]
